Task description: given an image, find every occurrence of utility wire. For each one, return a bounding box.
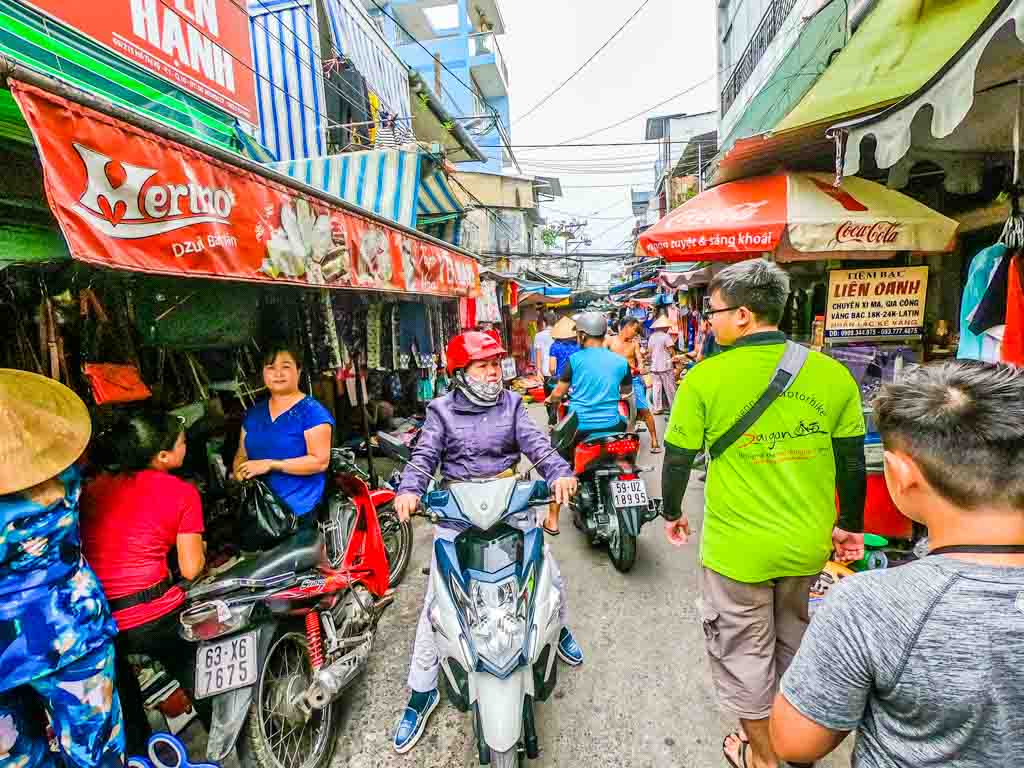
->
[514,0,654,123]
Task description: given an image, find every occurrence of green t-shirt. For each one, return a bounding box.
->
[666,332,865,583]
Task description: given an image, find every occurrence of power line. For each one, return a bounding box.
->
[514,0,654,123]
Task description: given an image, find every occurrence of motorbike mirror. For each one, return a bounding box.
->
[550,411,579,452]
[376,431,413,463]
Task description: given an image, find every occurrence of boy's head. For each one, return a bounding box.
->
[873,360,1024,522]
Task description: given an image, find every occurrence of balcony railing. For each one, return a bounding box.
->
[469,31,509,86]
[720,0,799,115]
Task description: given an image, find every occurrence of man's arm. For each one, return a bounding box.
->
[661,444,698,522]
[513,397,572,485]
[834,435,866,532]
[770,578,875,762]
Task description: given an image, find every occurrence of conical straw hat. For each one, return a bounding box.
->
[651,316,672,330]
[551,316,577,340]
[0,369,91,495]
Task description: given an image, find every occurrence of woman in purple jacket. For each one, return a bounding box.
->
[391,331,581,754]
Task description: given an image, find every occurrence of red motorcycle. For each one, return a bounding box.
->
[176,449,401,768]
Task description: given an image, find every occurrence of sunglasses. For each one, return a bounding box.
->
[702,296,741,316]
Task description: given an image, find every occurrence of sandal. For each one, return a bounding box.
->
[722,733,750,768]
[542,524,561,536]
[649,445,663,454]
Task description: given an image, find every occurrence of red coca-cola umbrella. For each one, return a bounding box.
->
[638,172,958,262]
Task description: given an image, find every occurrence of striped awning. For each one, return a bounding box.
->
[249,0,328,164]
[271,149,463,228]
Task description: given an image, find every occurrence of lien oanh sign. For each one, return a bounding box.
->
[11,81,480,299]
[825,266,928,340]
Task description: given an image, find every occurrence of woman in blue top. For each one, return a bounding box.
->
[0,369,123,768]
[544,317,579,428]
[233,344,334,517]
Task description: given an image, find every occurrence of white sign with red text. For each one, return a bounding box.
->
[825,266,929,340]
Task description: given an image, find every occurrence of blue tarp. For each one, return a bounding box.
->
[609,277,657,294]
[516,282,572,297]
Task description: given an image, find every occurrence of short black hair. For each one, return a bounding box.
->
[873,360,1024,509]
[262,342,304,369]
[622,317,642,330]
[113,412,185,473]
[708,259,789,325]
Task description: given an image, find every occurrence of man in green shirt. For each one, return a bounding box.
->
[661,259,867,768]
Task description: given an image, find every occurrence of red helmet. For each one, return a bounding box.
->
[446,331,506,375]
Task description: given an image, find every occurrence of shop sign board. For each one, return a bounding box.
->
[12,82,480,299]
[20,0,258,124]
[825,266,928,340]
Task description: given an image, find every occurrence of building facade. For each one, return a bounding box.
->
[366,0,511,173]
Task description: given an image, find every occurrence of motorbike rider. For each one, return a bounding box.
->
[545,312,634,534]
[391,331,582,754]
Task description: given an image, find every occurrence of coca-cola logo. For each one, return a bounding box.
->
[830,220,902,247]
[72,143,234,239]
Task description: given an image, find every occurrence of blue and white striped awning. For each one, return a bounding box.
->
[248,0,327,163]
[270,149,462,229]
[322,0,411,120]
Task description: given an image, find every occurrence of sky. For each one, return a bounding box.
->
[499,0,719,285]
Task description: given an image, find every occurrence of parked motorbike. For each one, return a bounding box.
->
[176,452,398,768]
[552,414,662,572]
[380,428,572,767]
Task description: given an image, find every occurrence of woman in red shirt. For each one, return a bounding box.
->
[80,413,207,751]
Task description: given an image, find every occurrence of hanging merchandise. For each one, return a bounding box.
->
[958,243,1009,360]
[476,280,502,323]
[398,303,433,359]
[366,303,383,370]
[459,296,476,329]
[968,250,1011,338]
[82,363,152,405]
[320,290,343,371]
[1001,255,1024,365]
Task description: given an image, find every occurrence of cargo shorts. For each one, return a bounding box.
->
[698,566,815,720]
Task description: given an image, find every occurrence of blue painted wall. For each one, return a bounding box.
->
[372,0,509,172]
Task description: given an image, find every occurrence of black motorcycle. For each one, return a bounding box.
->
[553,414,662,572]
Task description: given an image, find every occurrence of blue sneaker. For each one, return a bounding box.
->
[393,689,440,754]
[557,627,583,666]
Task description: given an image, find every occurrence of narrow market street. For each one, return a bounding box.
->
[332,405,851,768]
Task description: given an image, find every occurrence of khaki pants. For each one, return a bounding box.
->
[698,567,814,720]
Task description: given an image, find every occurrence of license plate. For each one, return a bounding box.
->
[611,479,648,509]
[194,631,258,699]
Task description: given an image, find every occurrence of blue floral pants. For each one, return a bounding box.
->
[0,643,124,768]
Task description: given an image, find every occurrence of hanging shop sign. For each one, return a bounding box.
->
[20,0,258,124]
[825,266,928,340]
[11,82,480,299]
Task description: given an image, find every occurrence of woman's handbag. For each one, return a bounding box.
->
[82,363,153,405]
[238,478,300,550]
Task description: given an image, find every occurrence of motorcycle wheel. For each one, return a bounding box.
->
[377,501,413,587]
[241,630,339,768]
[490,747,524,768]
[608,525,638,573]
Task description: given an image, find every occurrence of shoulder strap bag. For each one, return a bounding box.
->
[708,341,810,460]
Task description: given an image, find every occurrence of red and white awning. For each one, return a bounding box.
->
[638,172,958,263]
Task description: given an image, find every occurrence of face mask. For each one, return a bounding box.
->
[456,369,502,407]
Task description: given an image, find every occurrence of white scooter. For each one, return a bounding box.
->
[395,418,578,767]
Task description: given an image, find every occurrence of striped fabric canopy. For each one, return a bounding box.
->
[271,149,463,229]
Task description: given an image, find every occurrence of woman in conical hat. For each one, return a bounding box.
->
[0,369,124,766]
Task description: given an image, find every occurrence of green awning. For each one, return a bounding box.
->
[0,223,69,268]
[776,0,1000,132]
[0,0,238,150]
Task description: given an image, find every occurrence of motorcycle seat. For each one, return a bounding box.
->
[579,431,634,446]
[226,526,325,581]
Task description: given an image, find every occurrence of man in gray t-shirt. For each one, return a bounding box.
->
[770,361,1024,767]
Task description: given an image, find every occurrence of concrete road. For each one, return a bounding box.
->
[332,407,852,767]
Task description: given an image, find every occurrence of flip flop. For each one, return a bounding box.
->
[650,445,663,454]
[543,524,561,536]
[722,733,750,768]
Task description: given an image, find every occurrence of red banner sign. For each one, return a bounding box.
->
[11,82,480,299]
[22,0,257,123]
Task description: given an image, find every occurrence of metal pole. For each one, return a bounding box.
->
[698,141,704,193]
[353,355,377,488]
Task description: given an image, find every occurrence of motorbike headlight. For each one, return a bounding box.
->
[465,576,528,672]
